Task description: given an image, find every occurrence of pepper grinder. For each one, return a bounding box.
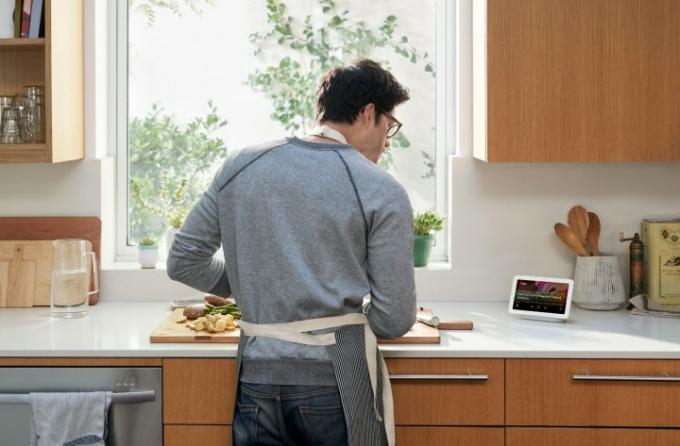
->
[619,232,644,298]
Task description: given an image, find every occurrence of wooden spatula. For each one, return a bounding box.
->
[554,223,589,256]
[587,212,601,256]
[567,205,590,250]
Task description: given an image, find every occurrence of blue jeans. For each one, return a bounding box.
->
[233,382,348,446]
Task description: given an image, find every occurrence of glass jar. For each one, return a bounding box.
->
[22,86,45,143]
[0,96,13,134]
[0,105,22,144]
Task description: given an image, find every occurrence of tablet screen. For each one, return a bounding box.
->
[512,279,570,314]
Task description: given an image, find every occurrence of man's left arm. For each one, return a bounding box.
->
[166,172,230,297]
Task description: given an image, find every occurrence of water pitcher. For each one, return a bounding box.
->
[51,239,98,318]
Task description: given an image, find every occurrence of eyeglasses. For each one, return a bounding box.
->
[381,110,402,139]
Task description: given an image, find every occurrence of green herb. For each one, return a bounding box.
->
[138,236,158,247]
[205,303,242,320]
[414,211,445,236]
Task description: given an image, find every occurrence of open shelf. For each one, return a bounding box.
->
[0,144,47,163]
[0,38,46,49]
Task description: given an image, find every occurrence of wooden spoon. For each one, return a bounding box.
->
[587,212,601,256]
[554,223,589,256]
[568,205,590,250]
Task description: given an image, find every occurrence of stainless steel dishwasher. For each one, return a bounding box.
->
[0,367,162,446]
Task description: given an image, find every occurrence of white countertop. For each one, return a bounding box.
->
[0,301,679,358]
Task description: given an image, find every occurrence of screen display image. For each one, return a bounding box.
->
[512,280,570,314]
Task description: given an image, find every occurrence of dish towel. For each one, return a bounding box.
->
[30,391,113,446]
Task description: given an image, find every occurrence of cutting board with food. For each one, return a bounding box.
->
[150,295,442,344]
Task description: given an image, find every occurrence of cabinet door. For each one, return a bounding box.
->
[387,358,504,426]
[484,0,680,162]
[164,425,231,446]
[507,427,680,446]
[506,359,680,427]
[163,358,237,424]
[396,427,504,446]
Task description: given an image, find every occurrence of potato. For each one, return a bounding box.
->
[183,304,206,320]
[207,314,217,324]
[175,316,187,323]
[205,321,216,333]
[194,320,205,331]
[204,294,232,307]
[215,319,227,331]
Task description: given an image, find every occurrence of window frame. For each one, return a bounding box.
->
[114,0,455,263]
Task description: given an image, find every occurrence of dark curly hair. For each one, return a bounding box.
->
[315,59,410,124]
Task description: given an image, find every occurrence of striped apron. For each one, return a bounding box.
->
[235,313,395,446]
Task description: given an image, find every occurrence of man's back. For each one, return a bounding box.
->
[168,136,416,386]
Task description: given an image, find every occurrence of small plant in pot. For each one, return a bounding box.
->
[138,236,159,269]
[413,211,445,267]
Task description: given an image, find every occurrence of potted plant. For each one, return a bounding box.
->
[413,211,445,267]
[138,236,159,269]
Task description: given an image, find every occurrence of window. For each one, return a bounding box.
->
[116,0,454,261]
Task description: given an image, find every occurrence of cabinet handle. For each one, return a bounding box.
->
[389,374,488,381]
[573,374,680,382]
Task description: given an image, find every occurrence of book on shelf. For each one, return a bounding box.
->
[28,0,41,38]
[13,0,21,37]
[19,0,31,38]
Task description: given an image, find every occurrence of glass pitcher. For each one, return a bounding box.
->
[51,239,99,318]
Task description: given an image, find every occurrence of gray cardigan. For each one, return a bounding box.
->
[167,137,416,385]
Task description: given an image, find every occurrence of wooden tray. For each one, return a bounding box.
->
[150,309,441,344]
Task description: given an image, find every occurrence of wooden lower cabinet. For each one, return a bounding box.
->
[163,358,237,425]
[507,428,680,446]
[396,427,504,446]
[506,359,680,427]
[387,358,504,426]
[164,425,232,446]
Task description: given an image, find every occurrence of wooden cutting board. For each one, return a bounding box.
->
[0,217,101,304]
[150,309,240,343]
[0,240,94,307]
[150,309,441,344]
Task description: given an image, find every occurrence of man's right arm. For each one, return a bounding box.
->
[364,186,417,339]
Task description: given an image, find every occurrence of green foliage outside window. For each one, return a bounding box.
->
[246,0,435,170]
[130,0,214,27]
[128,102,228,241]
[128,0,437,244]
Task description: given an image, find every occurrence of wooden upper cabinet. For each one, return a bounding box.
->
[474,0,680,162]
[0,0,83,163]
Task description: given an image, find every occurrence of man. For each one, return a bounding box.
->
[167,58,416,446]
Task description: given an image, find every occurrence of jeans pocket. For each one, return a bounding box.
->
[233,402,259,445]
[299,405,347,445]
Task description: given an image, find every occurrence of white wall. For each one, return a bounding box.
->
[0,0,677,302]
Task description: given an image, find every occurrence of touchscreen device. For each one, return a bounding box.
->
[508,275,574,321]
